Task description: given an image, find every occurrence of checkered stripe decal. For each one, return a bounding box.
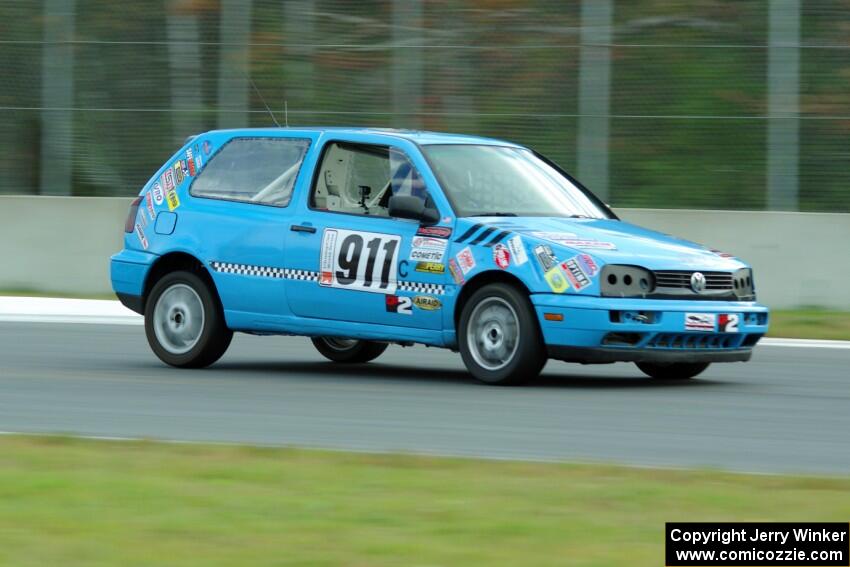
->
[284,268,320,281]
[210,261,289,279]
[398,281,445,295]
[210,261,443,294]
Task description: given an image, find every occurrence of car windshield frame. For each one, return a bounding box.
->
[419,143,615,220]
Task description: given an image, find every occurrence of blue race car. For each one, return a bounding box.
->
[111,128,768,385]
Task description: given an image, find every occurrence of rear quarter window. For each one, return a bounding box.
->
[190,137,310,207]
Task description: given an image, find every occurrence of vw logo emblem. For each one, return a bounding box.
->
[690,271,706,293]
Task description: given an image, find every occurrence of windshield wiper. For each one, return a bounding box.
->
[469,212,518,217]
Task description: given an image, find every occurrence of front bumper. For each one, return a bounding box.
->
[531,294,768,365]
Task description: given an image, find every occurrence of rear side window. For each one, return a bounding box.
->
[190,137,310,207]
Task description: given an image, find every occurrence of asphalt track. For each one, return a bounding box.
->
[1,321,848,475]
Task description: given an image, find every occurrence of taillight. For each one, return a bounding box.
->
[125,196,143,233]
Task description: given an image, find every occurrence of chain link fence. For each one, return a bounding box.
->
[1,0,848,211]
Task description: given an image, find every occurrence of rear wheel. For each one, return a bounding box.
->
[145,270,232,368]
[636,362,710,380]
[458,283,546,385]
[311,337,388,363]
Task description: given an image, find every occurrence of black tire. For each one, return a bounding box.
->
[311,337,388,363]
[458,283,546,385]
[144,270,233,368]
[636,362,710,380]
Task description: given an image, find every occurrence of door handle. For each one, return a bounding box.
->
[290,224,317,234]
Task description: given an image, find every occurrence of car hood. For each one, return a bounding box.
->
[463,216,747,271]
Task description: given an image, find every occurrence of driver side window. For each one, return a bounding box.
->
[311,142,431,217]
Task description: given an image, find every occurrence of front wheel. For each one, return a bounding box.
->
[636,362,710,380]
[311,337,388,363]
[145,270,233,368]
[458,283,546,385]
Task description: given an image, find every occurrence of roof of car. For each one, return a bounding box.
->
[202,127,524,148]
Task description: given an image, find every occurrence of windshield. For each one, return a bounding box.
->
[422,144,610,219]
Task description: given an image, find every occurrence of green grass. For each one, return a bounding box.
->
[2,290,849,341]
[768,310,850,341]
[1,436,849,567]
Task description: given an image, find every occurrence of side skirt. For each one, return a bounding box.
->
[224,309,449,348]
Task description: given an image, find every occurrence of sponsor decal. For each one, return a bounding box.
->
[137,209,148,228]
[319,230,338,286]
[135,222,149,250]
[193,144,203,171]
[203,140,212,155]
[577,253,599,277]
[561,257,591,291]
[186,148,196,177]
[386,295,412,315]
[416,225,452,239]
[719,313,740,333]
[456,246,476,275]
[711,248,734,258]
[181,158,189,178]
[413,295,442,311]
[531,231,576,242]
[533,244,557,272]
[152,181,165,206]
[448,258,465,285]
[412,236,446,249]
[568,239,616,250]
[506,235,528,266]
[493,243,511,269]
[409,236,447,262]
[144,191,156,221]
[415,262,445,274]
[544,267,568,293]
[679,253,729,269]
[685,313,716,332]
[319,228,401,294]
[173,162,184,185]
[531,231,617,250]
[162,168,175,192]
[166,186,180,211]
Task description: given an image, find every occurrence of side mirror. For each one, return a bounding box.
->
[388,195,439,225]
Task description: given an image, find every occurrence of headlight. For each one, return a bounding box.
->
[733,268,756,300]
[600,265,655,298]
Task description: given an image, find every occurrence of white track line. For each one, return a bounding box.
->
[1,297,849,349]
[0,296,141,325]
[760,338,850,349]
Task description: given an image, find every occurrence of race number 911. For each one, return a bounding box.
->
[320,228,401,294]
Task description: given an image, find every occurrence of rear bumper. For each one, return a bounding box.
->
[532,294,768,364]
[115,292,144,315]
[110,249,158,313]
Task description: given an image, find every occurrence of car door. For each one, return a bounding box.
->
[190,133,314,321]
[285,137,450,330]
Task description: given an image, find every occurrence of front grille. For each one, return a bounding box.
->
[653,270,733,291]
[647,333,743,349]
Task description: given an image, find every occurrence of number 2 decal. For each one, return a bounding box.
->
[719,313,740,333]
[319,228,401,294]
